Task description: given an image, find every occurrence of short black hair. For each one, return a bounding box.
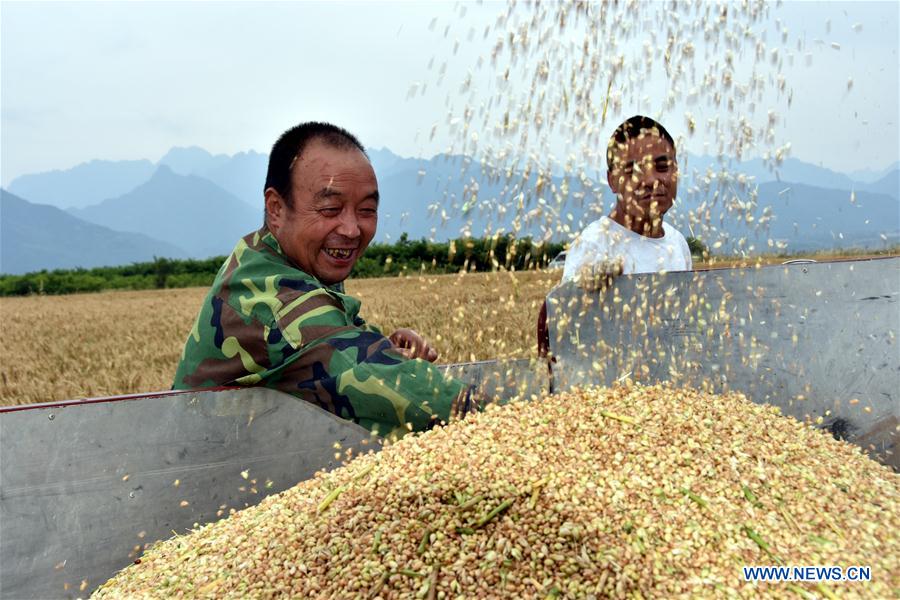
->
[264,121,367,209]
[606,115,676,172]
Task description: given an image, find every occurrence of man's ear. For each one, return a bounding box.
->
[264,188,286,232]
[607,171,619,194]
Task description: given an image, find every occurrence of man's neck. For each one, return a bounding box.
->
[609,209,665,238]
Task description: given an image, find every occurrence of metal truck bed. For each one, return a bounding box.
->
[1,257,897,598]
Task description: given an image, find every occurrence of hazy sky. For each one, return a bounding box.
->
[2,1,898,186]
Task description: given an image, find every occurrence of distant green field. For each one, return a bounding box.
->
[0,235,566,296]
[3,235,894,297]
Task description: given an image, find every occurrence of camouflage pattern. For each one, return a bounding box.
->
[173,227,475,438]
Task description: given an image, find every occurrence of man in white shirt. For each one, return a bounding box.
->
[538,116,692,356]
[563,115,692,286]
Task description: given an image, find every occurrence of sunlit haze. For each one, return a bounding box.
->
[1,1,898,187]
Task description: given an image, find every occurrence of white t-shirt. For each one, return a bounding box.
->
[561,216,693,283]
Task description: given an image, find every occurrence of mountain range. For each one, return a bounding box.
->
[69,165,260,258]
[2,146,897,274]
[1,190,186,274]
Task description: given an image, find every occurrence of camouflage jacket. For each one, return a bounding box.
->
[173,227,474,438]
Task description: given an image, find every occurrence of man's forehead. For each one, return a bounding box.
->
[622,131,673,154]
[610,135,674,165]
[291,145,376,189]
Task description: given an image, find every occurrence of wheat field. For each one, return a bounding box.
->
[0,271,558,406]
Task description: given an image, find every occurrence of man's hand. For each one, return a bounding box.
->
[389,328,439,362]
[450,384,488,421]
[577,258,624,292]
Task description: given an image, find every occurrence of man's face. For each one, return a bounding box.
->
[607,131,678,226]
[265,140,378,285]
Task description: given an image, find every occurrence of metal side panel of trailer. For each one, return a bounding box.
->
[547,256,899,469]
[0,360,546,599]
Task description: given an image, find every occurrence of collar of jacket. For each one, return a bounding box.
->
[255,226,346,294]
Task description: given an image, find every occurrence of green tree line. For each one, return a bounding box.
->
[0,235,566,296]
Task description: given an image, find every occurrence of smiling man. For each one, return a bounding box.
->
[538,116,692,356]
[173,122,476,437]
[562,115,692,287]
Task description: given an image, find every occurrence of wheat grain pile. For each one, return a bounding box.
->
[93,383,898,599]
